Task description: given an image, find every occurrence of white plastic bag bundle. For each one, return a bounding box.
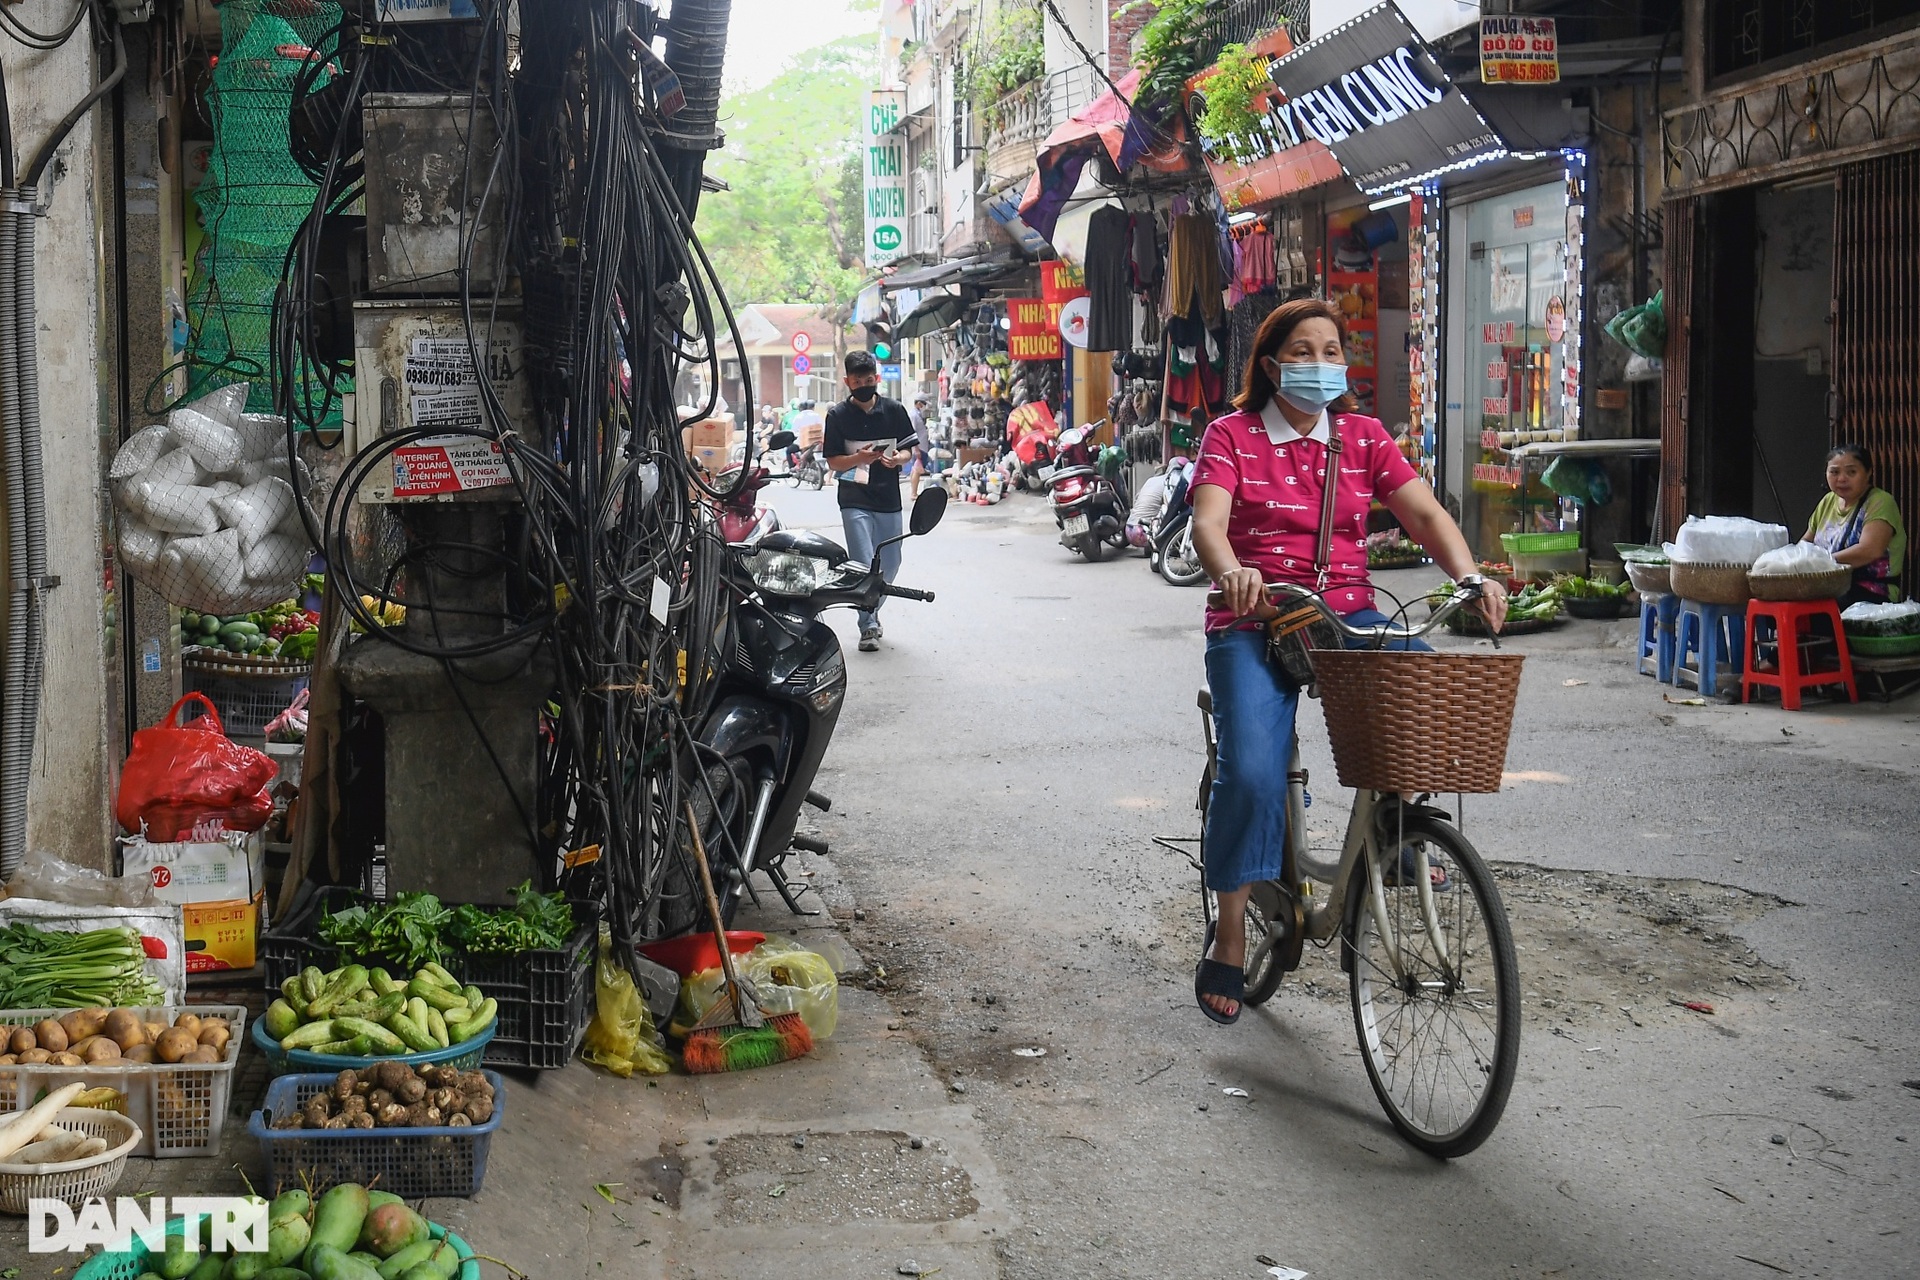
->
[109,384,316,613]
[1751,542,1841,576]
[1672,515,1790,566]
[1841,600,1920,623]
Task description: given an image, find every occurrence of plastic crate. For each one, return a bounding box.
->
[180,662,309,740]
[0,1005,247,1158]
[248,1071,505,1199]
[73,1217,480,1280]
[1501,530,1582,555]
[262,886,595,1070]
[250,1014,494,1076]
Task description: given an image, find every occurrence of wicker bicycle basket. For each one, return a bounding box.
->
[1311,650,1526,794]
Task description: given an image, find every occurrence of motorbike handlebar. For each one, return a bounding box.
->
[1203,580,1487,641]
[884,584,936,602]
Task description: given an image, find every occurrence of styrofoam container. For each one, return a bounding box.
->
[0,1005,246,1158]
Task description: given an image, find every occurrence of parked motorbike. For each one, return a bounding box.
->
[1150,460,1206,586]
[789,444,827,490]
[688,486,947,924]
[716,431,793,545]
[1015,434,1056,495]
[1046,421,1131,561]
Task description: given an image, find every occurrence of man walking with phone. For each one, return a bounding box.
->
[825,351,918,651]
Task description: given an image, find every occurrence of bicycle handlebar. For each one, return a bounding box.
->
[1203,581,1486,643]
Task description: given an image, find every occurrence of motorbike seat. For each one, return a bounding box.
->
[1050,465,1097,482]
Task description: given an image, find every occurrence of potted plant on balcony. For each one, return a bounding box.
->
[964,3,1045,133]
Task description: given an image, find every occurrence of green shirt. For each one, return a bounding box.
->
[1809,486,1906,599]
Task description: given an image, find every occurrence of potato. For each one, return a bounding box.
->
[0,1054,15,1066]
[181,1045,220,1064]
[32,1019,68,1054]
[17,1048,51,1064]
[104,1010,147,1051]
[59,1009,104,1042]
[153,1027,198,1064]
[122,1043,156,1064]
[142,1022,168,1045]
[49,1051,85,1067]
[7,1027,35,1055]
[197,1023,230,1053]
[172,1012,203,1037]
[82,1038,123,1065]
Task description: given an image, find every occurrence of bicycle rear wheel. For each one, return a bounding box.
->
[1348,818,1519,1158]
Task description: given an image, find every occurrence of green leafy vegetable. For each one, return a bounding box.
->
[318,892,453,971]
[1553,575,1631,600]
[0,924,168,1009]
[447,881,575,955]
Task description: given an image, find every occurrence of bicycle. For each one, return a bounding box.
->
[1191,580,1522,1158]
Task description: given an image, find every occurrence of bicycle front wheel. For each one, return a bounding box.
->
[1348,818,1519,1158]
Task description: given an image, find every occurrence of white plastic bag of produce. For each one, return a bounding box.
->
[243,533,307,585]
[161,528,249,610]
[169,407,246,474]
[1672,515,1790,565]
[212,477,296,553]
[110,423,173,480]
[117,516,168,573]
[1751,542,1841,575]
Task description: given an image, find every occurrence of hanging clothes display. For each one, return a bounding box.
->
[1083,205,1134,353]
[1227,293,1281,400]
[1165,212,1225,327]
[1131,210,1163,294]
[1228,220,1277,308]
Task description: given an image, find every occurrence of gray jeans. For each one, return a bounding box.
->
[841,506,903,632]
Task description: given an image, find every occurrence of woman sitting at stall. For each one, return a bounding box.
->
[1804,443,1906,606]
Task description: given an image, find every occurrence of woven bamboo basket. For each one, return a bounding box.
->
[1749,567,1852,601]
[1623,560,1671,596]
[1311,651,1525,794]
[1668,561,1752,606]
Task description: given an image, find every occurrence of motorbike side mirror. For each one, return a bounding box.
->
[909,485,948,536]
[766,430,795,451]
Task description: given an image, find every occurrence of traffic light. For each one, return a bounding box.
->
[865,322,894,362]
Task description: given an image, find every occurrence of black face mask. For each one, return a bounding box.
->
[849,385,878,404]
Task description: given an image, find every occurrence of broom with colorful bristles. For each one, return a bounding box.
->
[679,800,814,1074]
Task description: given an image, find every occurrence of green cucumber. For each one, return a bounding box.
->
[461,985,484,1010]
[368,968,401,997]
[332,1017,406,1055]
[300,967,327,1004]
[425,1007,448,1048]
[263,999,302,1041]
[280,1020,339,1050]
[384,1011,437,1053]
[447,998,495,1043]
[421,962,461,989]
[441,1005,471,1025]
[219,620,260,637]
[363,992,406,1024]
[309,966,370,1018]
[406,978,466,1012]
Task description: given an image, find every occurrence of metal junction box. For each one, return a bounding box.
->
[348,299,528,503]
[363,93,506,294]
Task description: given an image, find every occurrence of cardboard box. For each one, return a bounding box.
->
[120,833,265,973]
[183,895,263,972]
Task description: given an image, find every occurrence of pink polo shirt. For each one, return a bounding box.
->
[1190,405,1418,632]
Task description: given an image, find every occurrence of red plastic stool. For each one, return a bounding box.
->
[1743,598,1858,710]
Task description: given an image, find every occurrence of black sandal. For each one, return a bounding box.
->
[1194,919,1243,1025]
[1381,843,1452,892]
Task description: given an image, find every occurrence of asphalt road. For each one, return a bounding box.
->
[758,476,1920,1280]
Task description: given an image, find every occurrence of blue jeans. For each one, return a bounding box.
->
[841,507,903,632]
[1202,609,1432,894]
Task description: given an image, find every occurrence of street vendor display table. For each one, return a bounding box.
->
[1851,652,1920,701]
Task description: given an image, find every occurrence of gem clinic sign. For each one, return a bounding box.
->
[863,90,908,268]
[1264,2,1505,194]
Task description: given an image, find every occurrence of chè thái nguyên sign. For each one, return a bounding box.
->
[864,90,908,267]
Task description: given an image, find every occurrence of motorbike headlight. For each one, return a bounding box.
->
[748,550,828,595]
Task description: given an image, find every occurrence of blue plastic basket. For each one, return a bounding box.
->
[73,1217,480,1280]
[252,1011,495,1076]
[248,1071,505,1199]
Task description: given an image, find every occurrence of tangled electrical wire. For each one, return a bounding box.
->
[270,0,754,959]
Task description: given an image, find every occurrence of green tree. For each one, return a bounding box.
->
[700,35,877,307]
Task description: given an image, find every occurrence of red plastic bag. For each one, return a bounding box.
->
[115,694,278,841]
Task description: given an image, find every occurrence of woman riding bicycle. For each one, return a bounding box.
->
[1188,298,1506,1024]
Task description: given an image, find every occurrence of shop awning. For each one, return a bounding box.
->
[896,292,969,339]
[879,252,1025,293]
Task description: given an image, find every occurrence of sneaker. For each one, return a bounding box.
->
[858,628,880,652]
[871,620,884,640]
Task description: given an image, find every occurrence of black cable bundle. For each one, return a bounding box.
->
[271,0,748,954]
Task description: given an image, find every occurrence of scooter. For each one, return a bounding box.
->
[686,486,947,925]
[1015,434,1056,495]
[715,431,793,545]
[1046,422,1130,561]
[1151,460,1206,586]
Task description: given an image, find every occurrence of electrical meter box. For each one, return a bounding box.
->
[363,93,505,294]
[347,299,528,503]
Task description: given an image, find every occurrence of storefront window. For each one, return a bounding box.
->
[1448,178,1577,561]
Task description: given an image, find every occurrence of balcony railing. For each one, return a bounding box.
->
[1191,0,1310,67]
[984,77,1049,185]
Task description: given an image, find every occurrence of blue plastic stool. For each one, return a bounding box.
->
[1637,594,1679,681]
[1673,599,1746,696]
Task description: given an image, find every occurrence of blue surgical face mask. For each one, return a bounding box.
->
[1270,360,1348,413]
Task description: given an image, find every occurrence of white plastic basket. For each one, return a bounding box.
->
[0,1005,246,1158]
[0,1107,143,1214]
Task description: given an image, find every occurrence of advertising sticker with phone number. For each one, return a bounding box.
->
[1480,15,1558,85]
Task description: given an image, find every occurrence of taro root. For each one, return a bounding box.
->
[332,1070,357,1101]
[322,1115,350,1130]
[303,1095,332,1127]
[429,1087,457,1113]
[368,1088,394,1112]
[347,1111,374,1130]
[371,1060,411,1093]
[273,1112,303,1130]
[447,1113,471,1127]
[460,1096,493,1124]
[395,1075,427,1105]
[377,1103,409,1127]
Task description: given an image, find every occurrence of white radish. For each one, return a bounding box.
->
[0,1083,85,1161]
